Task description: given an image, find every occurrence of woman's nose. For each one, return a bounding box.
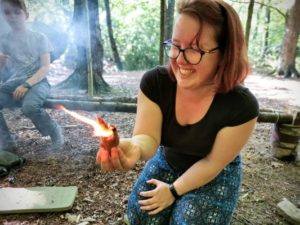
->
[176,51,188,64]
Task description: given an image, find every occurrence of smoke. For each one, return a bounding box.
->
[0,13,10,35]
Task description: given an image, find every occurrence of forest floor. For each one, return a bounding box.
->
[0,67,300,225]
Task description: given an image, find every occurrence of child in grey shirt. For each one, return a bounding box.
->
[0,0,64,151]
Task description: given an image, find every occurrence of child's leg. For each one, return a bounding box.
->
[0,82,20,151]
[127,148,179,225]
[21,79,57,136]
[170,155,242,225]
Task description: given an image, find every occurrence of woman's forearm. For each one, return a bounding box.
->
[131,134,158,160]
[173,158,223,196]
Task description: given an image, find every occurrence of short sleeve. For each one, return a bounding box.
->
[227,86,259,126]
[37,33,53,55]
[140,66,165,104]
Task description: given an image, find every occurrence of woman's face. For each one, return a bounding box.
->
[0,2,28,31]
[170,14,221,90]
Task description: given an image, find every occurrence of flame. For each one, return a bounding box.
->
[57,105,113,137]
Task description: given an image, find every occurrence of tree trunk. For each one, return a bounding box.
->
[160,0,166,65]
[54,0,88,90]
[87,0,109,94]
[104,0,123,71]
[245,0,255,47]
[163,0,175,65]
[164,0,175,40]
[261,1,271,58]
[252,1,263,42]
[277,0,300,78]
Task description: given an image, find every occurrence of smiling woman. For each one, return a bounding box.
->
[96,0,259,224]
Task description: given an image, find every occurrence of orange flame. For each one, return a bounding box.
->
[57,105,113,137]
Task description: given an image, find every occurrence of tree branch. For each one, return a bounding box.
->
[229,0,286,18]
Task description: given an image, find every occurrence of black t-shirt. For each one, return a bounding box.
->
[140,66,259,171]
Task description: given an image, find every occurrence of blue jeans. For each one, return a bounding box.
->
[127,147,242,225]
[0,78,58,137]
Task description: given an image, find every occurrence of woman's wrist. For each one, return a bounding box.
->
[169,183,180,199]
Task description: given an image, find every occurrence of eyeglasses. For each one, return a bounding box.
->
[163,39,219,65]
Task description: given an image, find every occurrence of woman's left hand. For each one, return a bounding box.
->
[13,85,29,100]
[138,179,175,215]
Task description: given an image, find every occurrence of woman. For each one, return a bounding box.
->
[97,0,259,224]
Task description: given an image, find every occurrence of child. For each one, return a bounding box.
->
[0,0,64,151]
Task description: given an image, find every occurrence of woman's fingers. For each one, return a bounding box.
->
[99,148,114,171]
[111,147,124,170]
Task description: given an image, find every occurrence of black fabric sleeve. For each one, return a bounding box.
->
[140,66,168,105]
[226,86,259,127]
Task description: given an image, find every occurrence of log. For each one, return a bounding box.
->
[257,112,293,124]
[18,125,80,131]
[44,99,137,113]
[48,94,137,103]
[294,112,300,125]
[277,198,300,225]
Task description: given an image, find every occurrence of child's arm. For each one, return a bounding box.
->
[24,53,51,87]
[0,53,8,71]
[13,53,51,100]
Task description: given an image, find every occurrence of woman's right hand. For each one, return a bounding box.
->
[96,138,141,172]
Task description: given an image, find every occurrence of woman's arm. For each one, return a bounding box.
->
[131,90,163,160]
[173,117,257,196]
[98,90,163,171]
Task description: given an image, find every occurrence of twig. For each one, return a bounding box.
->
[232,215,256,225]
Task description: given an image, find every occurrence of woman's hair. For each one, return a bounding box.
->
[0,0,28,13]
[169,0,250,93]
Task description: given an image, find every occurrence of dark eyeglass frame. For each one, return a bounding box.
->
[163,39,219,65]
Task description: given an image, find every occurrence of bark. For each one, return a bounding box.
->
[277,0,300,78]
[54,0,89,90]
[252,1,263,42]
[48,94,137,103]
[160,0,166,65]
[257,112,293,124]
[44,99,136,113]
[87,0,109,93]
[245,0,255,47]
[261,1,271,58]
[163,0,175,65]
[164,0,175,40]
[104,0,123,71]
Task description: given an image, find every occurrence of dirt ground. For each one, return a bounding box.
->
[0,69,299,225]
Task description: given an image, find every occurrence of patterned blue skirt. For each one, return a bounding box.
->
[127,147,242,225]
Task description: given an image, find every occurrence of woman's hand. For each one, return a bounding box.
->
[13,85,29,100]
[96,139,141,172]
[138,179,175,215]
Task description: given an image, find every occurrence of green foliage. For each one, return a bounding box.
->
[26,0,73,32]
[100,0,160,70]
[22,0,298,73]
[230,0,299,73]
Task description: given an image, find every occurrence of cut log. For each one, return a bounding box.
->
[277,198,300,225]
